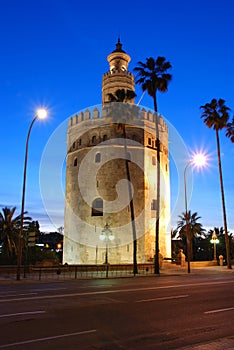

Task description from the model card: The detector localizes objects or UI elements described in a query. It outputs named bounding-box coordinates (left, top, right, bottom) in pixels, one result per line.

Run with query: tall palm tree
left=133, top=57, right=172, bottom=113
left=106, top=89, right=138, bottom=275
left=134, top=57, right=172, bottom=274
left=200, top=98, right=232, bottom=269
left=0, top=207, right=31, bottom=261
left=226, top=117, right=234, bottom=143
left=176, top=211, right=204, bottom=261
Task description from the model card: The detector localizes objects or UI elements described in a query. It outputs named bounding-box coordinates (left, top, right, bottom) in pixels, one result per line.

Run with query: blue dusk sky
left=0, top=0, right=233, bottom=234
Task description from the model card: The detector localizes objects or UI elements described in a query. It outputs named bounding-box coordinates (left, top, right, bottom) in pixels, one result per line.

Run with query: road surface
left=0, top=273, right=234, bottom=349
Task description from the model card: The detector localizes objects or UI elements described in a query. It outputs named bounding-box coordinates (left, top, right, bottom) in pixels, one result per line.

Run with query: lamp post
left=184, top=153, right=207, bottom=273
left=16, top=109, right=47, bottom=281
left=210, top=230, right=219, bottom=261
left=99, top=222, right=114, bottom=278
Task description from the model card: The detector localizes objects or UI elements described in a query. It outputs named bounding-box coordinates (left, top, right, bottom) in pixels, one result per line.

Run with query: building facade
left=63, top=40, right=171, bottom=265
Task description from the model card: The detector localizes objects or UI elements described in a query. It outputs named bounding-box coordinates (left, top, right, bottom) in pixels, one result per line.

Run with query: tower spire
left=102, top=40, right=135, bottom=104
left=114, top=37, right=124, bottom=52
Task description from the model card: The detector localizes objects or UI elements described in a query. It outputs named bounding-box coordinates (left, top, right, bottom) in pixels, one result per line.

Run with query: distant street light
left=99, top=222, right=114, bottom=278
left=16, top=109, right=48, bottom=281
left=210, top=230, right=219, bottom=261
left=184, top=153, right=207, bottom=273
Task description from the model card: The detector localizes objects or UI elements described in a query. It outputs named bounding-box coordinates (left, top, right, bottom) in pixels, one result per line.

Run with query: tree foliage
left=134, top=56, right=172, bottom=112
left=200, top=98, right=232, bottom=269
left=176, top=211, right=204, bottom=261
left=226, top=116, right=234, bottom=143
left=107, top=89, right=136, bottom=103
left=0, top=206, right=31, bottom=263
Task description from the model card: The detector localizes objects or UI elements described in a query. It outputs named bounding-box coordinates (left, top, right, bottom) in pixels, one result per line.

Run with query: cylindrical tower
left=102, top=39, right=135, bottom=104
left=63, top=41, right=171, bottom=265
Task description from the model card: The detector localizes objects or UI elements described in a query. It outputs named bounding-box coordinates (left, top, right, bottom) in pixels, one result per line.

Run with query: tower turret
left=102, top=38, right=135, bottom=104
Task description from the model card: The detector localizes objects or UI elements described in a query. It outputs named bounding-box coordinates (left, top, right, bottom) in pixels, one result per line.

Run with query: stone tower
left=63, top=40, right=171, bottom=265
left=102, top=38, right=135, bottom=104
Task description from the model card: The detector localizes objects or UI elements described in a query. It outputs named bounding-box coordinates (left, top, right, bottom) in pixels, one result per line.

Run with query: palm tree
left=176, top=211, right=204, bottom=261
left=134, top=57, right=172, bottom=274
left=226, top=117, right=234, bottom=143
left=0, top=207, right=31, bottom=262
left=133, top=57, right=172, bottom=113
left=200, top=98, right=232, bottom=269
left=106, top=89, right=138, bottom=275
left=107, top=89, right=136, bottom=104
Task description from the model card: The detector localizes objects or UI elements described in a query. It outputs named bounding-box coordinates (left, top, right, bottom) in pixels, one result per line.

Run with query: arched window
left=92, top=135, right=97, bottom=144
left=151, top=199, right=156, bottom=210
left=95, top=152, right=101, bottom=163
left=78, top=139, right=82, bottom=146
left=91, top=198, right=103, bottom=216
left=103, top=134, right=108, bottom=141
left=74, top=158, right=77, bottom=166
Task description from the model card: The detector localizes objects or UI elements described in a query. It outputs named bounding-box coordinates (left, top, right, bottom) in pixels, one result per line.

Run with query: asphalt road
left=0, top=274, right=234, bottom=349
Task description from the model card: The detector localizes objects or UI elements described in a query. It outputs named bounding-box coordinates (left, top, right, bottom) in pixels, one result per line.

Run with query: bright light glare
left=109, top=234, right=114, bottom=241
left=192, top=153, right=207, bottom=167
left=99, top=233, right=106, bottom=241
left=36, top=108, right=47, bottom=119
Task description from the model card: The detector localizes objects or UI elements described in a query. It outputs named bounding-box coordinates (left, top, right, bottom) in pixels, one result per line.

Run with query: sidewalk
left=181, top=337, right=234, bottom=350
left=161, top=262, right=234, bottom=275
left=0, top=263, right=233, bottom=282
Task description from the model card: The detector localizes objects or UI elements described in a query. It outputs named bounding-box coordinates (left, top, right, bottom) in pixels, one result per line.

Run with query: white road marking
left=0, top=329, right=97, bottom=348
left=0, top=279, right=233, bottom=303
left=0, top=311, right=46, bottom=318
left=204, top=306, right=234, bottom=314
left=0, top=293, right=37, bottom=298
left=136, top=294, right=189, bottom=303
left=29, top=287, right=66, bottom=292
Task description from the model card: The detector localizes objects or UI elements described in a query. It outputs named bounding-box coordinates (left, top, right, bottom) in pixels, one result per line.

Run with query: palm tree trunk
left=216, top=129, right=232, bottom=269
left=123, top=124, right=138, bottom=275
left=154, top=94, right=160, bottom=274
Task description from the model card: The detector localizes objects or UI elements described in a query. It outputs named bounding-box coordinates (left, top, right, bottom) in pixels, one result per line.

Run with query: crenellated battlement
left=68, top=104, right=168, bottom=133
left=103, top=70, right=134, bottom=78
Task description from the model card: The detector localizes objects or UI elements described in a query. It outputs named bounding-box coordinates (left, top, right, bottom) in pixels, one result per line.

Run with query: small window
left=72, top=142, right=76, bottom=149
left=165, top=163, right=168, bottom=172
left=78, top=139, right=82, bottom=146
left=92, top=135, right=97, bottom=144
left=95, top=152, right=101, bottom=163
left=92, top=198, right=103, bottom=216
left=103, top=134, right=108, bottom=141
left=152, top=156, right=156, bottom=165
left=74, top=158, right=77, bottom=166
left=148, top=138, right=151, bottom=146
left=151, top=199, right=157, bottom=210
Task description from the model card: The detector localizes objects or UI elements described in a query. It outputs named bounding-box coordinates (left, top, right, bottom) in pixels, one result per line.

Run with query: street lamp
left=99, top=222, right=114, bottom=278
left=184, top=153, right=207, bottom=273
left=16, top=108, right=48, bottom=281
left=210, top=230, right=219, bottom=262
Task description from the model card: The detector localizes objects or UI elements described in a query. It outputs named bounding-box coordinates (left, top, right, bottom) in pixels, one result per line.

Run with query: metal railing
left=0, top=263, right=156, bottom=281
